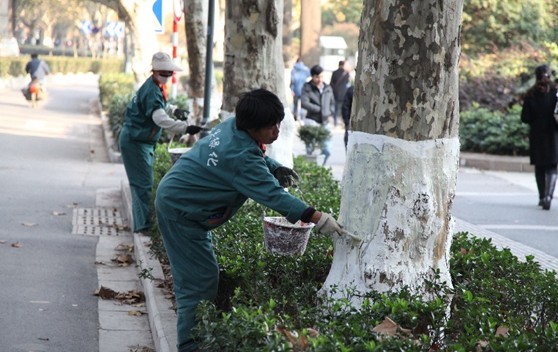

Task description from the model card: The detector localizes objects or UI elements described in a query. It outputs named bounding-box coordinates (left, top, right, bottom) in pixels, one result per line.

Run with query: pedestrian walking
left=290, top=58, right=310, bottom=120
left=301, top=64, right=335, bottom=165
left=521, top=64, right=558, bottom=210
left=154, top=88, right=344, bottom=352
left=119, top=52, right=203, bottom=233
left=330, top=60, right=350, bottom=127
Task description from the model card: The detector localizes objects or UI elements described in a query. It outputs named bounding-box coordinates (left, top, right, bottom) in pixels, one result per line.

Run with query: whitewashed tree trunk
left=322, top=0, right=464, bottom=302
left=222, top=0, right=295, bottom=168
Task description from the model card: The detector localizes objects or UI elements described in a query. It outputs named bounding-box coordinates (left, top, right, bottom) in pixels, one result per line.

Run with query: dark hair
left=31, top=53, right=38, bottom=59
left=338, top=60, right=345, bottom=66
left=310, top=65, right=323, bottom=76
left=235, top=89, right=284, bottom=131
left=535, top=65, right=550, bottom=81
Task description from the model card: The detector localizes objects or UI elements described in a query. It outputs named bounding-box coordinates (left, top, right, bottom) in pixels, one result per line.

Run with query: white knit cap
left=151, top=52, right=183, bottom=71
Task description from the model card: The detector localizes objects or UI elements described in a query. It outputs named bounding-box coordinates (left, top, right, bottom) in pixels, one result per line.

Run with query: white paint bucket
left=262, top=216, right=314, bottom=256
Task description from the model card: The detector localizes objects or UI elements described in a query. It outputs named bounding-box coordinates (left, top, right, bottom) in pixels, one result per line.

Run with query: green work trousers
left=119, top=129, right=155, bottom=232
left=155, top=208, right=219, bottom=352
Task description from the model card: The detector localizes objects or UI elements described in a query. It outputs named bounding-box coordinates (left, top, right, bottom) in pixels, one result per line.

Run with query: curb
left=459, top=152, right=532, bottom=173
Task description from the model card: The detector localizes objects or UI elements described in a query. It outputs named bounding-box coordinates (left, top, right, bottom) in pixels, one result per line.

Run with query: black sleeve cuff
left=300, top=207, right=316, bottom=223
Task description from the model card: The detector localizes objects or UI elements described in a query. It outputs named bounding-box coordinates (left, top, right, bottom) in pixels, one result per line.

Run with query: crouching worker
left=155, top=88, right=343, bottom=352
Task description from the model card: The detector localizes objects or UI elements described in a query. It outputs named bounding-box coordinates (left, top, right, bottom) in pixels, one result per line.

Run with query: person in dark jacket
left=301, top=65, right=335, bottom=164
left=330, top=60, right=350, bottom=126
left=155, top=88, right=343, bottom=352
left=25, top=53, right=50, bottom=82
left=341, top=85, right=354, bottom=151
left=521, top=64, right=558, bottom=210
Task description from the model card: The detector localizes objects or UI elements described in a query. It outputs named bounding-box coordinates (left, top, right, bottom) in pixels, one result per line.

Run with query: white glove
left=315, top=213, right=343, bottom=235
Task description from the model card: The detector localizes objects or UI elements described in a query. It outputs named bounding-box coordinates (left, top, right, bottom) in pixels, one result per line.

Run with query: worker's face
left=248, top=122, right=281, bottom=144
left=155, top=71, right=173, bottom=84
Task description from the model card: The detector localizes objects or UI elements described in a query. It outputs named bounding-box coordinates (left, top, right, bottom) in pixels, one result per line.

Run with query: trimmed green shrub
left=98, top=73, right=135, bottom=109
left=459, top=104, right=529, bottom=156
left=0, top=56, right=124, bottom=77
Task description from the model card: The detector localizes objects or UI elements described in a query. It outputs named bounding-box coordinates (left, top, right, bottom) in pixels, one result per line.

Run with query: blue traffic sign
left=152, top=0, right=164, bottom=33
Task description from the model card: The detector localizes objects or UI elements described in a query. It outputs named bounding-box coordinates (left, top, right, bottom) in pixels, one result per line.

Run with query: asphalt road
left=0, top=75, right=124, bottom=352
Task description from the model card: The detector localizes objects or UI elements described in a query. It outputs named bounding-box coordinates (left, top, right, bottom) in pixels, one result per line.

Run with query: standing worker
left=521, top=64, right=558, bottom=210
left=290, top=57, right=310, bottom=121
left=119, top=52, right=203, bottom=234
left=155, top=89, right=344, bottom=352
left=301, top=64, right=335, bottom=165
left=329, top=60, right=350, bottom=127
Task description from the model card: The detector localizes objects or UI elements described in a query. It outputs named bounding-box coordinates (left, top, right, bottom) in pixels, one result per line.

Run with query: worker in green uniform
left=119, top=52, right=203, bottom=234
left=155, top=88, right=344, bottom=352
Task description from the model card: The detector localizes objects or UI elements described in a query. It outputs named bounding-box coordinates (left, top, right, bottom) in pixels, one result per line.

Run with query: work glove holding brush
left=315, top=212, right=343, bottom=235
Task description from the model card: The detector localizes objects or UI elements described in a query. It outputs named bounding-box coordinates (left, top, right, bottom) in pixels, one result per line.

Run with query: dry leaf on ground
left=11, top=242, right=23, bottom=248
left=128, top=310, right=146, bottom=316
left=52, top=211, right=66, bottom=216
left=115, top=243, right=134, bottom=252
left=21, top=222, right=37, bottom=227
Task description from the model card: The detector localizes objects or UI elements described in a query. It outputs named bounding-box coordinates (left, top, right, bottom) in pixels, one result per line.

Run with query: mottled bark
left=322, top=0, right=464, bottom=302
left=222, top=0, right=295, bottom=167
left=353, top=0, right=462, bottom=141
left=282, top=0, right=293, bottom=66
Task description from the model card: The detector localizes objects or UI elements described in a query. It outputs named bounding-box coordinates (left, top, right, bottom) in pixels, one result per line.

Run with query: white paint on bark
left=322, top=132, right=459, bottom=301
left=266, top=109, right=295, bottom=168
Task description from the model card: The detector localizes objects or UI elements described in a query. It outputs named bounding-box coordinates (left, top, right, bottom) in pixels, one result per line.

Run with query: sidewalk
left=105, top=121, right=558, bottom=352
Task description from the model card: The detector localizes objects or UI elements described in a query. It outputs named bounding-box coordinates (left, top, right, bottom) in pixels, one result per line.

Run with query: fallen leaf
left=113, top=253, right=134, bottom=266
left=372, top=317, right=398, bottom=336
left=128, top=310, right=146, bottom=316
left=37, top=337, right=50, bottom=341
left=476, top=340, right=489, bottom=352
left=94, top=286, right=118, bottom=300
left=495, top=325, right=509, bottom=337
left=0, top=240, right=6, bottom=244
left=460, top=248, right=468, bottom=255
left=66, top=203, right=79, bottom=208
left=52, top=211, right=66, bottom=216
left=115, top=243, right=134, bottom=252
left=11, top=242, right=23, bottom=248
left=22, top=222, right=37, bottom=227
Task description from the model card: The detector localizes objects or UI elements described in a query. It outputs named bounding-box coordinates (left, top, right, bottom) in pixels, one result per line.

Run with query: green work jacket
left=123, top=76, right=164, bottom=144
left=156, top=117, right=309, bottom=230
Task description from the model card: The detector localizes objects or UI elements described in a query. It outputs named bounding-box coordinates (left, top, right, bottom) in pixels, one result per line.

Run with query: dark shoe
left=539, top=198, right=544, bottom=207
left=542, top=196, right=552, bottom=210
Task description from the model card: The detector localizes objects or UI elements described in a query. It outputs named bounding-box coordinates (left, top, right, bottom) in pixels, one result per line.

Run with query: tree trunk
left=222, top=0, right=295, bottom=168
left=282, top=0, right=293, bottom=66
left=322, top=0, right=464, bottom=302
left=300, top=0, right=320, bottom=67
left=117, top=0, right=160, bottom=81
left=184, top=0, right=207, bottom=126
